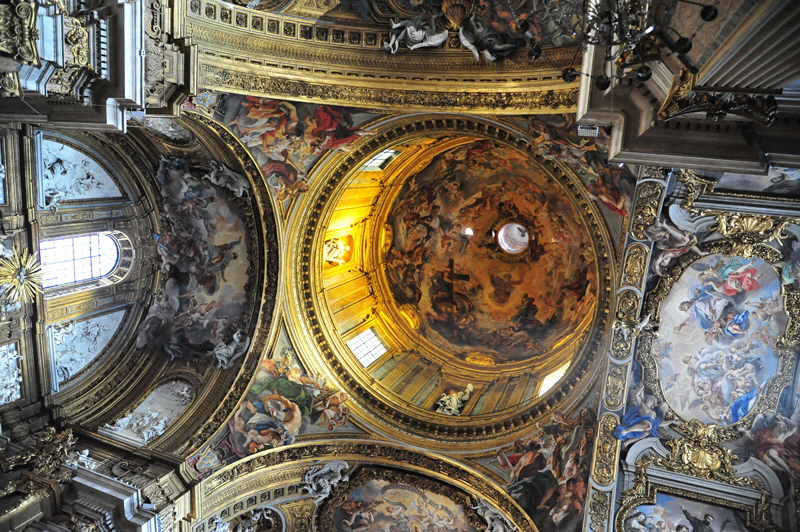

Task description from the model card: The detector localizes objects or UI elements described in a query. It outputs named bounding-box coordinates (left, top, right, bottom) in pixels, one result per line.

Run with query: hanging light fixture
left=553, top=0, right=721, bottom=85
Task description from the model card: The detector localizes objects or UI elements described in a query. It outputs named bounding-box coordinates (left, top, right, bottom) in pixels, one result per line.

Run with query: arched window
left=39, top=233, right=120, bottom=288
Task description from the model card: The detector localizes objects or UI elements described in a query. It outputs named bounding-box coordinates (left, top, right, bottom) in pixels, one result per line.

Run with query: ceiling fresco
left=5, top=3, right=800, bottom=532
left=476, top=401, right=597, bottom=532
left=186, top=92, right=375, bottom=211
left=655, top=253, right=787, bottom=425
left=383, top=140, right=597, bottom=363
left=187, top=323, right=363, bottom=480
left=332, top=479, right=479, bottom=532
left=137, top=155, right=255, bottom=363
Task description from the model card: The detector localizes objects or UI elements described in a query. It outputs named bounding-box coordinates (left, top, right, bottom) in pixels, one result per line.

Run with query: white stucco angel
left=384, top=14, right=448, bottom=54
left=302, top=460, right=350, bottom=503
left=203, top=160, right=251, bottom=198
left=435, top=383, right=474, bottom=415
left=209, top=329, right=251, bottom=369
left=471, top=499, right=516, bottom=532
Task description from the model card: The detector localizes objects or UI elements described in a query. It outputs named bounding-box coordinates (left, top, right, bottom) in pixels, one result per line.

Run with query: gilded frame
left=614, top=452, right=778, bottom=532
left=635, top=238, right=800, bottom=441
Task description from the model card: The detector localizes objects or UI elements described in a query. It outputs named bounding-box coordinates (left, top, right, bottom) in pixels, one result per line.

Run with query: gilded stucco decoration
left=0, top=428, right=76, bottom=516
left=675, top=169, right=716, bottom=211
left=198, top=64, right=580, bottom=114
left=603, top=361, right=628, bottom=410
left=610, top=289, right=642, bottom=360
left=0, top=0, right=39, bottom=66
left=591, top=413, right=620, bottom=486
left=658, top=69, right=778, bottom=125
left=709, top=212, right=790, bottom=259
left=588, top=490, right=610, bottom=532
left=615, top=423, right=778, bottom=532
left=629, top=181, right=666, bottom=241
left=622, top=243, right=649, bottom=291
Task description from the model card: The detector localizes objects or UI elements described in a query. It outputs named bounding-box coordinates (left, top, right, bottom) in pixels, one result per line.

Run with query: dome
left=295, top=119, right=613, bottom=445
left=380, top=139, right=597, bottom=365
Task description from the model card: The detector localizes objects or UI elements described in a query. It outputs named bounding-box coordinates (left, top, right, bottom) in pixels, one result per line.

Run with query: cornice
left=180, top=2, right=583, bottom=112
left=198, top=60, right=580, bottom=114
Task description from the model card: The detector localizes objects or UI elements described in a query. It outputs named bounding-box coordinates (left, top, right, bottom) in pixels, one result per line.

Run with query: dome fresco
left=382, top=140, right=597, bottom=364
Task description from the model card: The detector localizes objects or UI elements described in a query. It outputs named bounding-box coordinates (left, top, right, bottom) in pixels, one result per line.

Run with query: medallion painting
left=187, top=327, right=359, bottom=479
left=654, top=253, right=787, bottom=425
left=136, top=156, right=253, bottom=364
left=622, top=493, right=750, bottom=532
left=333, top=480, right=478, bottom=532
left=383, top=140, right=596, bottom=362
left=479, top=406, right=596, bottom=532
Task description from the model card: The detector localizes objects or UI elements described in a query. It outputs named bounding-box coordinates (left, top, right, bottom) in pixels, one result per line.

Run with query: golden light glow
left=0, top=248, right=44, bottom=304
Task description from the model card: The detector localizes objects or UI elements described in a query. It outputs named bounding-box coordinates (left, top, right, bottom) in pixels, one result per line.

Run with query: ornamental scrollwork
left=603, top=362, right=628, bottom=410
left=0, top=72, right=21, bottom=98
left=658, top=69, right=778, bottom=126
left=588, top=490, right=610, bottom=532
left=199, top=63, right=579, bottom=113
left=0, top=0, right=39, bottom=66
left=630, top=181, right=665, bottom=241
left=710, top=212, right=789, bottom=259
left=675, top=169, right=716, bottom=211
left=591, top=413, right=620, bottom=486
left=610, top=289, right=642, bottom=360
left=622, top=244, right=649, bottom=290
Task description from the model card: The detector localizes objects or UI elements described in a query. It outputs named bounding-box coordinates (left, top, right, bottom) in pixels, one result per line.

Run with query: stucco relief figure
left=645, top=220, right=709, bottom=276
left=209, top=329, right=251, bottom=369
left=384, top=15, right=448, bottom=54
left=613, top=382, right=669, bottom=447
left=471, top=499, right=516, bottom=532
left=324, top=237, right=351, bottom=266
left=434, top=384, right=474, bottom=415
left=459, top=13, right=524, bottom=61
left=203, top=160, right=251, bottom=198
left=302, top=460, right=350, bottom=503
left=103, top=413, right=132, bottom=432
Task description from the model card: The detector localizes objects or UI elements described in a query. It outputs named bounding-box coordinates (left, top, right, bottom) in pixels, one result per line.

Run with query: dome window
left=347, top=327, right=388, bottom=367
left=39, top=233, right=120, bottom=288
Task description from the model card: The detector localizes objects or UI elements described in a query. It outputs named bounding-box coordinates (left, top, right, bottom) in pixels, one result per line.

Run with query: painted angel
left=613, top=382, right=670, bottom=447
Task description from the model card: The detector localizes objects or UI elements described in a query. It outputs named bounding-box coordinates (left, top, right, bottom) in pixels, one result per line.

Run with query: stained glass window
left=39, top=234, right=119, bottom=288
left=347, top=328, right=387, bottom=367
